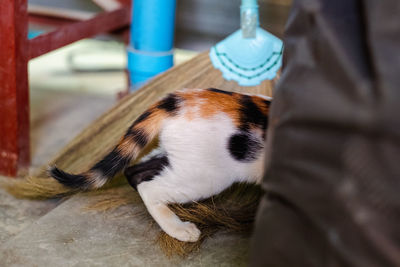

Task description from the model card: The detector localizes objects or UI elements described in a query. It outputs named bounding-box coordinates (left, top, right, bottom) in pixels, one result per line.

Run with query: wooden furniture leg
left=0, top=0, right=130, bottom=177
left=0, top=0, right=30, bottom=177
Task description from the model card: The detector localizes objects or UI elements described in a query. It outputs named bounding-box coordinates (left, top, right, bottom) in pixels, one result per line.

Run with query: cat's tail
left=49, top=93, right=181, bottom=190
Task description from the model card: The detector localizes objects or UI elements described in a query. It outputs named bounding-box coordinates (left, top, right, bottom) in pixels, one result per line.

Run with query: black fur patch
left=49, top=166, right=88, bottom=189
left=207, top=88, right=233, bottom=95
left=124, top=155, right=170, bottom=190
left=263, top=99, right=271, bottom=107
left=228, top=132, right=263, bottom=162
left=91, top=149, right=132, bottom=177
left=239, top=95, right=268, bottom=131
left=157, top=93, right=181, bottom=114
left=126, top=128, right=148, bottom=148
left=135, top=110, right=152, bottom=124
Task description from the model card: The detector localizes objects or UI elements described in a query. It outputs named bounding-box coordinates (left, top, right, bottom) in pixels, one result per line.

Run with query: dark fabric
left=250, top=0, right=400, bottom=266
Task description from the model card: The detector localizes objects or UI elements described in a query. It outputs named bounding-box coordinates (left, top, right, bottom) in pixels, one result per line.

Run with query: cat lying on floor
left=50, top=88, right=271, bottom=242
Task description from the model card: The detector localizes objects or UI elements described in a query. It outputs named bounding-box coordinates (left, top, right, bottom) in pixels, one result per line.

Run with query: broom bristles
left=2, top=175, right=75, bottom=199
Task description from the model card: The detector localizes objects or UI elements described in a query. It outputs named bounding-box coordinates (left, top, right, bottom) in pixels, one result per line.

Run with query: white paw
left=169, top=222, right=201, bottom=242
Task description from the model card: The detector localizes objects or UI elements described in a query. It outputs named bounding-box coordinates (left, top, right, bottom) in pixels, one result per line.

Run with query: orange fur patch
left=116, top=107, right=171, bottom=157
left=134, top=109, right=169, bottom=138
left=177, top=90, right=242, bottom=126
left=251, top=96, right=270, bottom=117
left=117, top=136, right=138, bottom=157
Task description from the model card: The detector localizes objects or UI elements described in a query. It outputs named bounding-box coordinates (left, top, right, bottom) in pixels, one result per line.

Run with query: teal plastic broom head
left=209, top=0, right=283, bottom=86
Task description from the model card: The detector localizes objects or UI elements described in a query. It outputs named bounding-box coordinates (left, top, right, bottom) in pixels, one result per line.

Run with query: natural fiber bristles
left=1, top=172, right=129, bottom=200
left=160, top=183, right=263, bottom=257
left=84, top=186, right=141, bottom=212
left=2, top=176, right=75, bottom=200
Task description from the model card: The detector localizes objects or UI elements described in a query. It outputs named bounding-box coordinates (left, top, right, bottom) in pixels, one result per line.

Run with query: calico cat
left=50, top=88, right=271, bottom=242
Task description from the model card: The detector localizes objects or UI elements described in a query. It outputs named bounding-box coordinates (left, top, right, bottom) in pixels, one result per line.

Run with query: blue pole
left=127, top=0, right=176, bottom=90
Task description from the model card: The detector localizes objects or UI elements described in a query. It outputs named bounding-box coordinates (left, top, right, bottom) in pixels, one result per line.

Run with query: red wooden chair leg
left=0, top=0, right=30, bottom=177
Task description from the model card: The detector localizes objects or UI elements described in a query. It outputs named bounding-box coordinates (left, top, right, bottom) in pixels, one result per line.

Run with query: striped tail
left=50, top=93, right=182, bottom=190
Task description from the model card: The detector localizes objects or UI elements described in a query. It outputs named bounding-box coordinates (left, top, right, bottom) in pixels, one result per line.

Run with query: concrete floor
left=0, top=87, right=116, bottom=258
left=1, top=43, right=119, bottom=242
left=0, top=189, right=250, bottom=266
left=0, top=41, right=250, bottom=266
left=0, top=184, right=60, bottom=245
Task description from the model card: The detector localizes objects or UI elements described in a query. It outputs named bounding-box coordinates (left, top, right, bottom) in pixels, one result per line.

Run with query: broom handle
left=241, top=0, right=259, bottom=38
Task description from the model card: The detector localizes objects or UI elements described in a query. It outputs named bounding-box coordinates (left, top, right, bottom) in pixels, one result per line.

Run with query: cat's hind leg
left=140, top=194, right=201, bottom=242
left=137, top=181, right=201, bottom=242
left=124, top=156, right=201, bottom=242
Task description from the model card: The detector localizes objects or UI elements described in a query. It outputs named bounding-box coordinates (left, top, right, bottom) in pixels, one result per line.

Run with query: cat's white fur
left=137, top=112, right=265, bottom=242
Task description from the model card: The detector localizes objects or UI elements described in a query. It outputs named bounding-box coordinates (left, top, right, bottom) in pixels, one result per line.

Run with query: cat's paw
left=170, top=222, right=201, bottom=242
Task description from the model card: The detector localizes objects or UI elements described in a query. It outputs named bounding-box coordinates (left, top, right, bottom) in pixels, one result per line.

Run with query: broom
left=2, top=51, right=278, bottom=256
left=4, top=51, right=279, bottom=198
left=2, top=0, right=284, bottom=257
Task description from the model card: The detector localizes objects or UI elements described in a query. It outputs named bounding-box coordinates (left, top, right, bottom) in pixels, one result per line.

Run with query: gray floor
left=0, top=88, right=116, bottom=249
left=0, top=184, right=60, bottom=245
left=0, top=189, right=250, bottom=266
